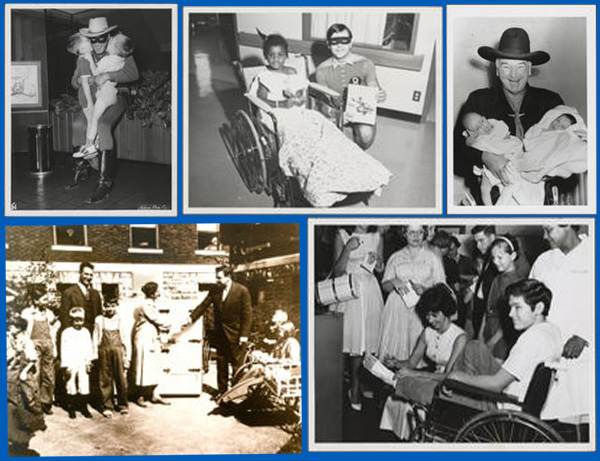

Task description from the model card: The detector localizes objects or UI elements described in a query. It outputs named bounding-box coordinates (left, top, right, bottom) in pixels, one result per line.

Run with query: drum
left=316, top=274, right=359, bottom=306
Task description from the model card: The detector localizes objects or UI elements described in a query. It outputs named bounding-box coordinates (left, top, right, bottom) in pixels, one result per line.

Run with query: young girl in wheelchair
left=250, top=33, right=392, bottom=207
left=249, top=33, right=298, bottom=108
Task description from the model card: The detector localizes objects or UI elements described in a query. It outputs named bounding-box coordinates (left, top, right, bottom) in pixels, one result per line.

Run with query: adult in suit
left=454, top=28, right=564, bottom=203
left=189, top=265, right=252, bottom=395
left=59, top=262, right=102, bottom=333
left=469, top=226, right=498, bottom=337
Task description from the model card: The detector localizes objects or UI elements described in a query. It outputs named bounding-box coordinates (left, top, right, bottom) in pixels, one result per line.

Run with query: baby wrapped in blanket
left=463, top=105, right=587, bottom=205
left=270, top=75, right=392, bottom=207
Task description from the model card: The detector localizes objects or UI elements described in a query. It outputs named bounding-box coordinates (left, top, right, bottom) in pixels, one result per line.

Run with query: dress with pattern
left=331, top=229, right=384, bottom=355
left=378, top=245, right=445, bottom=360
left=274, top=107, right=392, bottom=207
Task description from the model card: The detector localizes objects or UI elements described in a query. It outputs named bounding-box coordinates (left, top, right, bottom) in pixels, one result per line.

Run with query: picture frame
left=11, top=61, right=42, bottom=109
left=435, top=225, right=466, bottom=234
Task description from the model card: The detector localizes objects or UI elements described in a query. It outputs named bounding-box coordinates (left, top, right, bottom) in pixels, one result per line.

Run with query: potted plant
left=117, top=70, right=172, bottom=163
left=49, top=70, right=172, bottom=163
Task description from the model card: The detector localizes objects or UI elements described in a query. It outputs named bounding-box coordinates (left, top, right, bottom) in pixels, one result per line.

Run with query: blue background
left=2, top=0, right=598, bottom=456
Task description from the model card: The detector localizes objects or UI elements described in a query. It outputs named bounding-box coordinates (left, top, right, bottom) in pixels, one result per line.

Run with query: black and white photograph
left=184, top=7, right=442, bottom=213
left=447, top=5, right=596, bottom=214
left=5, top=5, right=177, bottom=216
left=308, top=218, right=595, bottom=451
left=6, top=223, right=301, bottom=455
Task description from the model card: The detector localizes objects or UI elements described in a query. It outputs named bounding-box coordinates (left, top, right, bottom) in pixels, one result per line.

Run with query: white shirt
left=502, top=322, right=562, bottom=402
left=530, top=237, right=594, bottom=421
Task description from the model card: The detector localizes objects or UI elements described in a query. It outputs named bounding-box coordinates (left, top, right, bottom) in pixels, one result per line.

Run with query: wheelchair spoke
left=235, top=111, right=267, bottom=195
left=456, top=411, right=564, bottom=443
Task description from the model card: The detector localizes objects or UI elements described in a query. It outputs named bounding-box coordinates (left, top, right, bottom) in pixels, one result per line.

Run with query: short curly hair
left=262, top=34, right=289, bottom=58
left=415, top=283, right=457, bottom=322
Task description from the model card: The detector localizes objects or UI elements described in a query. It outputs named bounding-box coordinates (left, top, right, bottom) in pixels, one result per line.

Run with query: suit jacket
left=454, top=85, right=564, bottom=182
left=60, top=284, right=102, bottom=333
left=190, top=282, right=252, bottom=348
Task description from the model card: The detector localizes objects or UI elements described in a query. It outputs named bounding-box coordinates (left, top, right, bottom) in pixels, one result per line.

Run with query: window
left=128, top=225, right=163, bottom=254
left=307, top=12, right=418, bottom=53
left=196, top=224, right=228, bottom=256
left=52, top=225, right=92, bottom=252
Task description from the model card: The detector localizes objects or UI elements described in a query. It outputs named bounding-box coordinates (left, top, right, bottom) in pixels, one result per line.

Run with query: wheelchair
left=398, top=363, right=565, bottom=443
left=218, top=343, right=301, bottom=425
left=219, top=54, right=344, bottom=207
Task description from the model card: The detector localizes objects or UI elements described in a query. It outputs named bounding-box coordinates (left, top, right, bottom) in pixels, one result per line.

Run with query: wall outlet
left=412, top=90, right=421, bottom=102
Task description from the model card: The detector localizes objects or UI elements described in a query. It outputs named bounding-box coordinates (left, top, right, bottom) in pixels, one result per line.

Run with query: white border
left=5, top=3, right=178, bottom=217
left=446, top=5, right=597, bottom=215
left=182, top=6, right=443, bottom=215
left=308, top=216, right=596, bottom=452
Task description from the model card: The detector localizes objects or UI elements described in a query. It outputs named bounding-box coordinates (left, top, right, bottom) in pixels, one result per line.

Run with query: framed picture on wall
left=435, top=225, right=465, bottom=234
left=11, top=61, right=42, bottom=109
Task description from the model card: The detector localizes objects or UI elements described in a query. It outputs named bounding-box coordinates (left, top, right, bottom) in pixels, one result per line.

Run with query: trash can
left=28, top=124, right=53, bottom=175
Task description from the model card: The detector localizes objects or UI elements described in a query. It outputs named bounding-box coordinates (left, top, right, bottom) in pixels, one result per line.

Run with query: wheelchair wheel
left=220, top=123, right=251, bottom=191
left=454, top=410, right=564, bottom=443
left=234, top=111, right=268, bottom=194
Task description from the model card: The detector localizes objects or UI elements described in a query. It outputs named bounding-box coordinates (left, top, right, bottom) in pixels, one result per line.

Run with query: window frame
left=195, top=223, right=228, bottom=256
left=51, top=225, right=92, bottom=252
left=303, top=12, right=420, bottom=55
left=128, top=224, right=163, bottom=254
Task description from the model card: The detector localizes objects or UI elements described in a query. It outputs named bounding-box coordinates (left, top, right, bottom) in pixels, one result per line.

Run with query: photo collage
left=3, top=3, right=596, bottom=455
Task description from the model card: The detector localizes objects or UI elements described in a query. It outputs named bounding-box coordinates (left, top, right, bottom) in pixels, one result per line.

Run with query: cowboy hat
left=80, top=17, right=117, bottom=38
left=478, top=27, right=550, bottom=66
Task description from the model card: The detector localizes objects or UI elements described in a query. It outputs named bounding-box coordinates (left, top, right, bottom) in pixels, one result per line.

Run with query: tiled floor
left=188, top=30, right=438, bottom=210
left=10, top=152, right=171, bottom=211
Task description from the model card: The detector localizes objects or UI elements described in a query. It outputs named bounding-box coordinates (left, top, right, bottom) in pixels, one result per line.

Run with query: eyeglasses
left=90, top=35, right=109, bottom=44
left=328, top=37, right=351, bottom=46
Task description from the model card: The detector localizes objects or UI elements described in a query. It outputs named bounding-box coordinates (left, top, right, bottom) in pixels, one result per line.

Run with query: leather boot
left=85, top=150, right=114, bottom=204
left=65, top=159, right=90, bottom=190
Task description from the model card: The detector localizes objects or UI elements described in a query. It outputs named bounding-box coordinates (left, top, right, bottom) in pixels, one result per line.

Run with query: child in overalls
left=93, top=297, right=130, bottom=417
left=21, top=285, right=59, bottom=416
left=60, top=307, right=94, bottom=419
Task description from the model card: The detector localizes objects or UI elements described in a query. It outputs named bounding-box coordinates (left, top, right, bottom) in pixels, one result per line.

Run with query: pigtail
left=256, top=28, right=268, bottom=41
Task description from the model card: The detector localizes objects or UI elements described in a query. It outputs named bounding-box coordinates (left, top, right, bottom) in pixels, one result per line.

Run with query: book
left=344, top=84, right=378, bottom=126
left=360, top=252, right=377, bottom=274
left=395, top=281, right=419, bottom=309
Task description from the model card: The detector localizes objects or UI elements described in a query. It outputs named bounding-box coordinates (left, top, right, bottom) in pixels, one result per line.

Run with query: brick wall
left=5, top=225, right=226, bottom=265
left=236, top=263, right=301, bottom=339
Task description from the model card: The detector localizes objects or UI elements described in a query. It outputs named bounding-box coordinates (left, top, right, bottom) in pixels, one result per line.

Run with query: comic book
left=344, top=84, right=378, bottom=125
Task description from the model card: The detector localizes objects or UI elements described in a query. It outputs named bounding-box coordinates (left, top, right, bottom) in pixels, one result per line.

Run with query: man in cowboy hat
left=454, top=27, right=564, bottom=204
left=67, top=16, right=139, bottom=204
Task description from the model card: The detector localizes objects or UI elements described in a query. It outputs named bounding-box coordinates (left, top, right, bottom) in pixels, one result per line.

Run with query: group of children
left=7, top=290, right=131, bottom=455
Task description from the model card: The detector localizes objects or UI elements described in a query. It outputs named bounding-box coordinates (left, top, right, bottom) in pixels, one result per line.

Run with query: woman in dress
left=131, top=282, right=171, bottom=407
left=332, top=225, right=385, bottom=410
left=379, top=225, right=446, bottom=362
left=480, top=235, right=528, bottom=359
left=365, top=284, right=467, bottom=440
